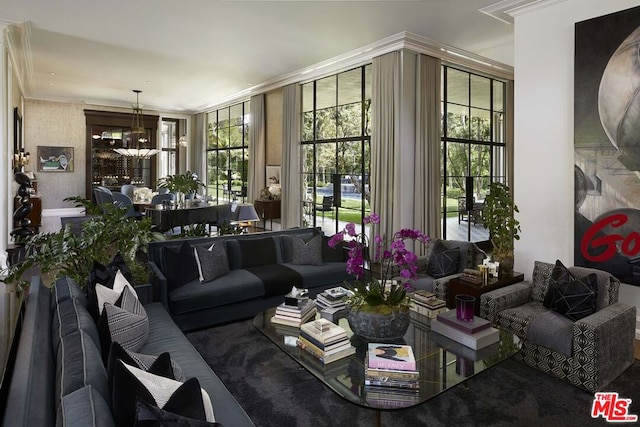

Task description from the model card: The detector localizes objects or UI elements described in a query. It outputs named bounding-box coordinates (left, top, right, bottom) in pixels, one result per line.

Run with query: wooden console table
left=254, top=199, right=280, bottom=230
left=447, top=271, right=524, bottom=315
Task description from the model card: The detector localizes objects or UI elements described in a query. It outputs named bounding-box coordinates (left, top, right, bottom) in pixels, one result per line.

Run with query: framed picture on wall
left=13, top=107, right=22, bottom=153
left=37, top=146, right=74, bottom=172
left=266, top=165, right=281, bottom=185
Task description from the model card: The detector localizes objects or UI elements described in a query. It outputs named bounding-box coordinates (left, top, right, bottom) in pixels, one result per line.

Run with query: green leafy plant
left=483, top=182, right=521, bottom=262
left=157, top=171, right=205, bottom=195
left=2, top=197, right=165, bottom=287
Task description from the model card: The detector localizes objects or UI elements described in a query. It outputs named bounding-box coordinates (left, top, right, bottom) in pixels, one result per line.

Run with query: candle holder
left=455, top=294, right=475, bottom=322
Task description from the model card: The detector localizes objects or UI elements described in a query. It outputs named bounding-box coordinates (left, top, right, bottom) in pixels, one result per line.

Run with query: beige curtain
left=191, top=112, right=207, bottom=194
left=370, top=52, right=401, bottom=254
left=414, top=54, right=442, bottom=246
left=281, top=84, right=302, bottom=229
left=248, top=94, right=266, bottom=204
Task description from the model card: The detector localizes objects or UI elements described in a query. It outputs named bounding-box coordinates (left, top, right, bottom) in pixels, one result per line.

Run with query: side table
left=447, top=271, right=524, bottom=315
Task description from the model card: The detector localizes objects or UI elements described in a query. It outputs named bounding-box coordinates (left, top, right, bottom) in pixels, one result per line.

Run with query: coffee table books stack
left=270, top=299, right=316, bottom=327
left=430, top=310, right=499, bottom=350
left=315, top=286, right=349, bottom=321
left=297, top=318, right=355, bottom=364
left=364, top=343, right=420, bottom=408
left=409, top=290, right=447, bottom=318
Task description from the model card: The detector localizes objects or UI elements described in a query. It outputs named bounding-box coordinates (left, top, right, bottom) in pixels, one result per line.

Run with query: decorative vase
left=496, top=254, right=514, bottom=276
left=175, top=191, right=185, bottom=208
left=345, top=304, right=410, bottom=342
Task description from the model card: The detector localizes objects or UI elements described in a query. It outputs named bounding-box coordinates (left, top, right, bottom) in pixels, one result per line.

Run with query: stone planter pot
left=346, top=304, right=410, bottom=342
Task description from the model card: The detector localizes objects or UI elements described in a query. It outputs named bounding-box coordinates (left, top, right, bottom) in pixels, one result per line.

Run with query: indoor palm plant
left=482, top=182, right=521, bottom=274
left=328, top=213, right=429, bottom=340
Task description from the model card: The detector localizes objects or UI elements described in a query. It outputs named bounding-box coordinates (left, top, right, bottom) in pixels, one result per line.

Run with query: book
left=271, top=307, right=316, bottom=327
left=364, top=378, right=420, bottom=389
left=411, top=290, right=435, bottom=303
left=275, top=300, right=315, bottom=318
left=296, top=338, right=355, bottom=364
left=367, top=343, right=416, bottom=371
left=299, top=330, right=349, bottom=351
left=430, top=318, right=499, bottom=350
left=409, top=300, right=448, bottom=318
left=300, top=319, right=348, bottom=344
left=297, top=336, right=352, bottom=357
left=436, top=310, right=492, bottom=334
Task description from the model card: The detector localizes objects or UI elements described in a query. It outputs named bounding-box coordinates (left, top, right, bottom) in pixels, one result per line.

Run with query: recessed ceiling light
left=146, top=81, right=152, bottom=84
left=49, top=72, right=56, bottom=76
left=48, top=82, right=54, bottom=86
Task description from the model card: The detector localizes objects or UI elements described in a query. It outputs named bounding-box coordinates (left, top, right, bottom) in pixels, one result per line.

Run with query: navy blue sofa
left=148, top=227, right=351, bottom=331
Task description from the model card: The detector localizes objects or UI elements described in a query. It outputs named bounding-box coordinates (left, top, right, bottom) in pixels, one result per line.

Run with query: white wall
left=514, top=0, right=640, bottom=316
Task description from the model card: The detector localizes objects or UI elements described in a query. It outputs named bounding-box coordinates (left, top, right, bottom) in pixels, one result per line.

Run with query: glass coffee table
left=254, top=307, right=520, bottom=426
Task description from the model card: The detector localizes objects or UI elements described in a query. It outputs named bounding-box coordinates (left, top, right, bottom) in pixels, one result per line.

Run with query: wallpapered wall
left=24, top=99, right=86, bottom=209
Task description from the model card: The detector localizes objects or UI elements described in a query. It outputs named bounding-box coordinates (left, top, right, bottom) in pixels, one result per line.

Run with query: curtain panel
left=370, top=51, right=401, bottom=255
left=192, top=112, right=207, bottom=193
left=248, top=94, right=266, bottom=204
left=414, top=54, right=442, bottom=247
left=281, top=84, right=302, bottom=229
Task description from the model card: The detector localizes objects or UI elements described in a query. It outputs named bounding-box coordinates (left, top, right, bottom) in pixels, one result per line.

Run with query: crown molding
left=4, top=21, right=34, bottom=95
left=200, top=31, right=514, bottom=112
left=480, top=0, right=567, bottom=24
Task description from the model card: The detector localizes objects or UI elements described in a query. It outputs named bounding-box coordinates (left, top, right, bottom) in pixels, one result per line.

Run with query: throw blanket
left=246, top=265, right=303, bottom=297
left=526, top=310, right=574, bottom=357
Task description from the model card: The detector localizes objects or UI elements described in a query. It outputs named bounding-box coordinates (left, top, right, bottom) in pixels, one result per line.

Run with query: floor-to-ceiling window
left=159, top=119, right=179, bottom=179
left=441, top=66, right=506, bottom=243
left=301, top=65, right=371, bottom=235
left=206, top=101, right=250, bottom=204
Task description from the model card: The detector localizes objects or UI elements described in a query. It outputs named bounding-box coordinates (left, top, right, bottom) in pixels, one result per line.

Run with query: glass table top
left=254, top=307, right=520, bottom=411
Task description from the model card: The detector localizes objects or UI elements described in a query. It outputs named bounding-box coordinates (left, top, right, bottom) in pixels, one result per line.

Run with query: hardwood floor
left=635, top=340, right=640, bottom=360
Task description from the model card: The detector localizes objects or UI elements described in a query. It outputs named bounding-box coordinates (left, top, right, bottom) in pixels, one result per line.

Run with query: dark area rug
left=186, top=319, right=640, bottom=427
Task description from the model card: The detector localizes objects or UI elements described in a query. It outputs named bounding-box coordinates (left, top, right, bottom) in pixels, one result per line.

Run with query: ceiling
left=1, top=0, right=525, bottom=114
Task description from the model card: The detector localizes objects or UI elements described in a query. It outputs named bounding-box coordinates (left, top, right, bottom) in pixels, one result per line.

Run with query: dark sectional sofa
left=3, top=276, right=255, bottom=427
left=147, top=227, right=352, bottom=331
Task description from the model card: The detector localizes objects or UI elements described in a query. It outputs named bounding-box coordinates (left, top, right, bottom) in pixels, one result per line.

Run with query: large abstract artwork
left=575, top=6, right=640, bottom=286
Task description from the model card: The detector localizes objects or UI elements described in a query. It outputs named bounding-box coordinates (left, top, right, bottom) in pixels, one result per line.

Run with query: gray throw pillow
left=194, top=243, right=230, bottom=283
left=291, top=234, right=323, bottom=266
left=97, top=286, right=149, bottom=361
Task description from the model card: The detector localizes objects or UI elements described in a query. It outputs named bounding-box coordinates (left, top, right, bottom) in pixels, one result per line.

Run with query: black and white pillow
left=97, top=286, right=149, bottom=362
left=193, top=243, right=230, bottom=283
left=426, top=241, right=460, bottom=278
left=291, top=234, right=323, bottom=266
left=107, top=342, right=185, bottom=388
left=95, top=270, right=138, bottom=316
left=112, top=360, right=215, bottom=426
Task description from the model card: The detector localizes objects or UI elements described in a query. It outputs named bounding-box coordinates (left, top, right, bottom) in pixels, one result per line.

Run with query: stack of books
left=364, top=343, right=419, bottom=407
left=430, top=310, right=499, bottom=350
left=461, top=268, right=483, bottom=284
left=409, top=290, right=447, bottom=318
left=270, top=299, right=316, bottom=327
left=297, top=318, right=355, bottom=364
left=315, top=286, right=349, bottom=321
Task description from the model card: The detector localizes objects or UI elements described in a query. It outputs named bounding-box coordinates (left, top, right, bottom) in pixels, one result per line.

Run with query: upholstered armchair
left=480, top=261, right=636, bottom=392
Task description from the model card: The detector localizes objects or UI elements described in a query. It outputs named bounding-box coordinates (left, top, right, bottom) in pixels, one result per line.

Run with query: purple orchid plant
left=328, top=213, right=429, bottom=313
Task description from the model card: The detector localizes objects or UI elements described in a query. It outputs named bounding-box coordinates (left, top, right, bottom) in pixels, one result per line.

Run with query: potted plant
left=328, top=213, right=429, bottom=341
left=157, top=171, right=205, bottom=207
left=2, top=197, right=164, bottom=288
left=482, top=182, right=521, bottom=274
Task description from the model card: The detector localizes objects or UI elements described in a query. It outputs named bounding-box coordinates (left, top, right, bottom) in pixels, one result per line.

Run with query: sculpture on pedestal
left=10, top=172, right=34, bottom=243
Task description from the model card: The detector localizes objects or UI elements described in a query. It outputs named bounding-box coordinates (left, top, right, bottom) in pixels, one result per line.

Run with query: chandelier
left=113, top=90, right=160, bottom=158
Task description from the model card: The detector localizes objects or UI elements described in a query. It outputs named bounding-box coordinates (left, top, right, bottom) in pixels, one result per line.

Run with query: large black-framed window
left=301, top=65, right=372, bottom=234
left=206, top=101, right=250, bottom=204
left=441, top=66, right=507, bottom=243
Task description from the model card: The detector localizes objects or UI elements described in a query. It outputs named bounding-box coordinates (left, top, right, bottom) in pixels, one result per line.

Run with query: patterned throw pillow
left=291, top=234, right=323, bottom=266
left=193, top=243, right=230, bottom=283
left=111, top=360, right=215, bottom=426
left=107, top=342, right=186, bottom=388
left=545, top=261, right=598, bottom=321
left=97, top=286, right=149, bottom=362
left=530, top=261, right=555, bottom=303
left=427, top=241, right=460, bottom=278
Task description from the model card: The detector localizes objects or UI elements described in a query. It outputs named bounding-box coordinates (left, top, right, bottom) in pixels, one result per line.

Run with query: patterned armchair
left=480, top=261, right=636, bottom=392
